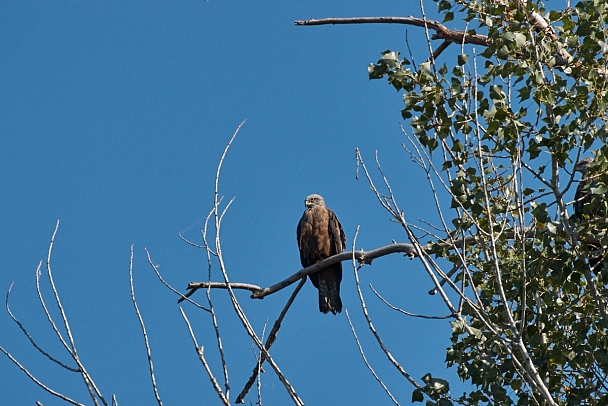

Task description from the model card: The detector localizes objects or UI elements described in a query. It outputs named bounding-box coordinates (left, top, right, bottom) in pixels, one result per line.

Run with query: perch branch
left=181, top=228, right=532, bottom=302
left=181, top=242, right=419, bottom=301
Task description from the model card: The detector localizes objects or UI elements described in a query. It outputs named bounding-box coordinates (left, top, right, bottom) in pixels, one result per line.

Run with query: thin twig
left=198, top=205, right=230, bottom=397
left=369, top=285, right=453, bottom=319
left=0, top=346, right=85, bottom=406
left=345, top=309, right=400, bottom=406
left=144, top=247, right=208, bottom=311
left=129, top=244, right=163, bottom=406
left=257, top=321, right=268, bottom=406
left=179, top=308, right=229, bottom=406
left=206, top=280, right=230, bottom=398
left=236, top=277, right=307, bottom=403
left=427, top=263, right=462, bottom=295
left=351, top=226, right=422, bottom=390
left=5, top=282, right=79, bottom=372
left=44, top=220, right=106, bottom=406
left=210, top=121, right=304, bottom=405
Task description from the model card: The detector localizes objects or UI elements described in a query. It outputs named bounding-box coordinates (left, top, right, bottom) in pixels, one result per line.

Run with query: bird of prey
left=296, top=194, right=346, bottom=314
left=574, top=157, right=604, bottom=274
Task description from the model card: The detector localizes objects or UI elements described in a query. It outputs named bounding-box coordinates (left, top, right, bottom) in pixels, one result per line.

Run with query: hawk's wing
left=297, top=208, right=322, bottom=268
left=328, top=208, right=345, bottom=255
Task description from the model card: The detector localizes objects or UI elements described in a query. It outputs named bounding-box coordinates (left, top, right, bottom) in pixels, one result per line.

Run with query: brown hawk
left=296, top=194, right=346, bottom=314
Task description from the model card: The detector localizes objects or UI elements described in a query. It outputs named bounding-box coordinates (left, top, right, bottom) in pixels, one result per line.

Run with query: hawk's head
left=305, top=194, right=326, bottom=208
left=575, top=157, right=593, bottom=175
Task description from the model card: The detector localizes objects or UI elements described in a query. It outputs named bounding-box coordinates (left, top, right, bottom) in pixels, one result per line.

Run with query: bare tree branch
left=6, top=282, right=79, bottom=372
left=199, top=206, right=230, bottom=398
left=2, top=221, right=107, bottom=405
left=345, top=309, right=400, bottom=406
left=144, top=247, right=208, bottom=311
left=294, top=17, right=489, bottom=47
left=206, top=121, right=304, bottom=406
left=179, top=307, right=229, bottom=406
left=182, top=225, right=533, bottom=302
left=129, top=244, right=163, bottom=406
left=43, top=220, right=107, bottom=406
left=369, top=284, right=453, bottom=319
left=0, top=345, right=85, bottom=406
left=351, top=226, right=423, bottom=391
left=236, top=277, right=307, bottom=404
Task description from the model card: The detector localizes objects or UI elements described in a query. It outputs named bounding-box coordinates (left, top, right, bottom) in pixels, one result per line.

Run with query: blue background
left=1, top=1, right=468, bottom=404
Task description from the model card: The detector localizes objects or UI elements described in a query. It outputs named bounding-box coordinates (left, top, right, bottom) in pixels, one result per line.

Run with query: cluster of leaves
left=370, top=0, right=608, bottom=404
left=412, top=373, right=451, bottom=405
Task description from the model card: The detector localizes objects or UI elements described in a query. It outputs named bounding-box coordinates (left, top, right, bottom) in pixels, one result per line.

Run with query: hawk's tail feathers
left=318, top=279, right=342, bottom=315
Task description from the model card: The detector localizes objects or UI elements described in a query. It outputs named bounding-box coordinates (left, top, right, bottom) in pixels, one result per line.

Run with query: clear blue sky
left=1, top=1, right=468, bottom=404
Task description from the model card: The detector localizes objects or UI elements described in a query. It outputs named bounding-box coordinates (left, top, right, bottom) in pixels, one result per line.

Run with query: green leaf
left=457, top=54, right=469, bottom=66
left=368, top=63, right=387, bottom=80
left=591, top=184, right=608, bottom=195
left=513, top=32, right=527, bottom=48
left=450, top=319, right=466, bottom=334
left=380, top=50, right=400, bottom=68
left=419, top=61, right=431, bottom=73
left=412, top=388, right=424, bottom=402
left=517, top=86, right=531, bottom=102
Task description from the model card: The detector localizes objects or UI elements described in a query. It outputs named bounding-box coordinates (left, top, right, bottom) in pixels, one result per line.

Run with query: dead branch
left=296, top=13, right=577, bottom=70
left=207, top=121, right=304, bottom=406
left=144, top=247, right=208, bottom=311
left=295, top=17, right=489, bottom=47
left=179, top=308, right=230, bottom=406
left=43, top=220, right=107, bottom=406
left=0, top=345, right=85, bottom=406
left=5, top=282, right=79, bottom=372
left=345, top=309, right=399, bottom=406
left=2, top=221, right=108, bottom=406
left=180, top=242, right=417, bottom=302
left=200, top=207, right=230, bottom=398
left=350, top=227, right=423, bottom=391
left=235, top=277, right=307, bottom=404
left=129, top=245, right=163, bottom=406
left=369, top=284, right=452, bottom=319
